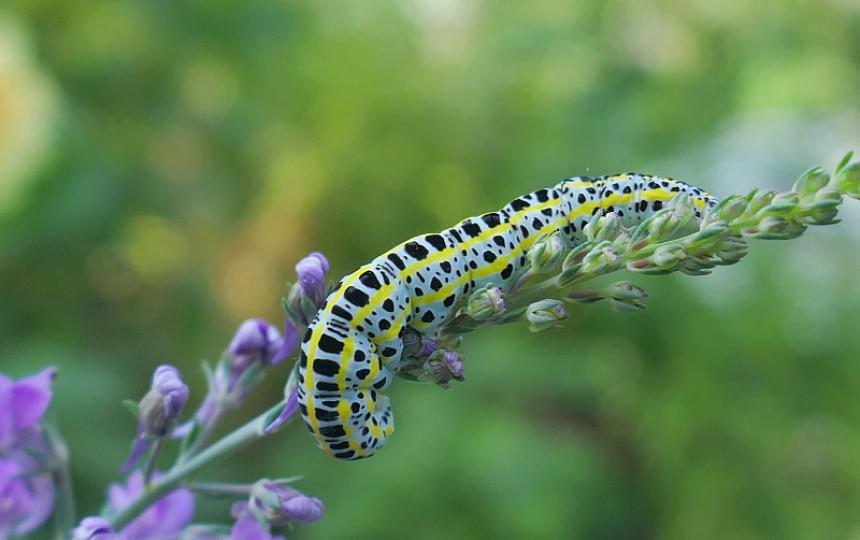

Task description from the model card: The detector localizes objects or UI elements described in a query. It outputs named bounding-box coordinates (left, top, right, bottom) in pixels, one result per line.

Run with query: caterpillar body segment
left=298, top=173, right=718, bottom=460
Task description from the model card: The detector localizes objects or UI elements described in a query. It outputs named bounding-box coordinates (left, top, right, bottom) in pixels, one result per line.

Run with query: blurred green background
left=2, top=1, right=860, bottom=538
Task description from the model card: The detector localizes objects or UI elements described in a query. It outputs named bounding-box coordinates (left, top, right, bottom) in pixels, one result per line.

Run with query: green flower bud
left=284, top=283, right=319, bottom=327
left=716, top=237, right=748, bottom=264
left=833, top=161, right=860, bottom=199
left=579, top=242, right=621, bottom=276
left=681, top=255, right=717, bottom=276
left=745, top=189, right=775, bottom=215
left=692, top=221, right=731, bottom=249
left=758, top=215, right=787, bottom=234
left=585, top=212, right=622, bottom=243
left=808, top=205, right=840, bottom=225
left=561, top=241, right=594, bottom=273
left=526, top=299, right=568, bottom=332
left=603, top=281, right=648, bottom=311
left=714, top=196, right=748, bottom=222
left=646, top=212, right=673, bottom=241
left=760, top=193, right=799, bottom=216
left=528, top=232, right=566, bottom=273
left=462, top=286, right=505, bottom=320
left=651, top=243, right=686, bottom=270
left=792, top=166, right=830, bottom=194
left=814, top=186, right=843, bottom=203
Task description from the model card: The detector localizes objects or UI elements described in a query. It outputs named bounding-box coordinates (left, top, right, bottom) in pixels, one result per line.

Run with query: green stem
left=190, top=481, right=254, bottom=497
left=143, top=437, right=164, bottom=485
left=175, top=406, right=224, bottom=467
left=53, top=450, right=76, bottom=540
left=43, top=422, right=75, bottom=540
left=106, top=399, right=285, bottom=531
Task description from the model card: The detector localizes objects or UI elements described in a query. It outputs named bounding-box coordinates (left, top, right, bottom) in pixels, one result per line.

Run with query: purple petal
left=229, top=320, right=268, bottom=356
left=270, top=317, right=299, bottom=365
left=9, top=367, right=56, bottom=431
left=109, top=471, right=195, bottom=540
left=230, top=510, right=271, bottom=540
left=72, top=517, right=125, bottom=540
left=0, top=455, right=55, bottom=535
left=308, top=252, right=330, bottom=274
left=120, top=430, right=151, bottom=473
left=264, top=389, right=299, bottom=434
left=282, top=495, right=324, bottom=524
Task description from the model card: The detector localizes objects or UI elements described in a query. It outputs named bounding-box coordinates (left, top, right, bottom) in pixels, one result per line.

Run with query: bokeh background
left=2, top=1, right=860, bottom=538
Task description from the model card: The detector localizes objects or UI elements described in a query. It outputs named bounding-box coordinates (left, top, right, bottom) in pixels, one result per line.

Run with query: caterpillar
left=297, top=173, right=718, bottom=460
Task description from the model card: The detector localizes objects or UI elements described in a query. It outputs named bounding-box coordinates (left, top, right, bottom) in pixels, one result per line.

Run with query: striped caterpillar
left=297, top=173, right=718, bottom=460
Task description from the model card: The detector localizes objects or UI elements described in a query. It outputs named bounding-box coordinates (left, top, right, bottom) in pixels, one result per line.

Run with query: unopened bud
left=585, top=213, right=621, bottom=243
left=651, top=243, right=686, bottom=270
left=73, top=518, right=124, bottom=540
left=285, top=282, right=321, bottom=327
left=229, top=319, right=284, bottom=373
left=667, top=192, right=696, bottom=222
left=250, top=480, right=324, bottom=526
left=793, top=167, right=830, bottom=194
left=427, top=350, right=465, bottom=385
left=808, top=204, right=840, bottom=225
left=579, top=242, right=620, bottom=276
left=833, top=161, right=860, bottom=199
left=760, top=193, right=799, bottom=215
left=714, top=196, right=748, bottom=222
left=716, top=237, right=748, bottom=264
left=603, top=281, right=647, bottom=302
left=814, top=185, right=842, bottom=203
left=745, top=190, right=775, bottom=215
left=758, top=215, right=787, bottom=234
left=295, top=252, right=330, bottom=305
left=528, top=233, right=566, bottom=273
left=139, top=365, right=189, bottom=437
left=462, top=286, right=504, bottom=320
left=526, top=299, right=568, bottom=332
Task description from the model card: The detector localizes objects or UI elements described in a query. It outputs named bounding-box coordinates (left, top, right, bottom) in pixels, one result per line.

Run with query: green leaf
left=122, top=399, right=140, bottom=419
left=835, top=151, right=854, bottom=174
left=178, top=420, right=201, bottom=456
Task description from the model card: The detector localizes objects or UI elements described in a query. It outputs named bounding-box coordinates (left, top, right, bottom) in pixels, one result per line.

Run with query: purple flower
left=0, top=367, right=56, bottom=451
left=175, top=318, right=295, bottom=440
left=124, top=366, right=189, bottom=471
left=427, top=350, right=465, bottom=385
left=295, top=252, right=330, bottom=306
left=0, top=454, right=55, bottom=538
left=108, top=471, right=194, bottom=540
left=229, top=503, right=285, bottom=540
left=0, top=368, right=58, bottom=537
left=73, top=517, right=126, bottom=540
left=228, top=319, right=284, bottom=372
left=249, top=480, right=324, bottom=526
left=442, top=351, right=464, bottom=379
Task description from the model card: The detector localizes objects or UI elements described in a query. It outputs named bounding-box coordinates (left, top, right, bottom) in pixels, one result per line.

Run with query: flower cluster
left=66, top=252, right=332, bottom=539
left=0, top=368, right=60, bottom=538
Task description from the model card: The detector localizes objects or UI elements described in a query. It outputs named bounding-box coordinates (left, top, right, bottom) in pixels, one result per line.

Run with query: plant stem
left=190, top=481, right=254, bottom=497
left=44, top=422, right=75, bottom=540
left=143, top=436, right=164, bottom=485
left=53, top=448, right=76, bottom=540
left=175, top=406, right=224, bottom=467
left=106, top=399, right=285, bottom=531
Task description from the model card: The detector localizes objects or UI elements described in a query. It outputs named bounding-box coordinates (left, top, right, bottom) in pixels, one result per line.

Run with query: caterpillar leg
left=336, top=388, right=395, bottom=459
